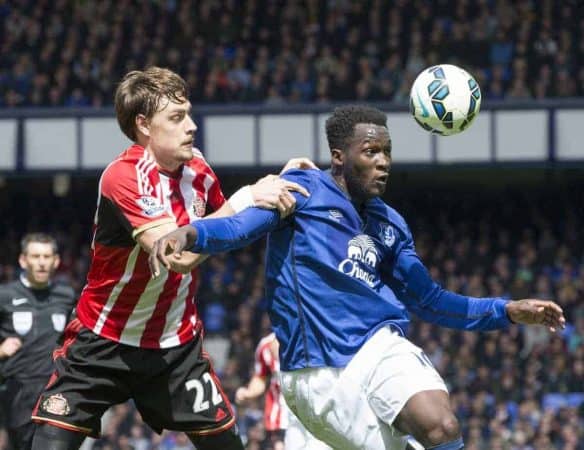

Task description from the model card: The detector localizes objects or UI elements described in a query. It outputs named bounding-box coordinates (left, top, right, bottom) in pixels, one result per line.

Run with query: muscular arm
left=393, top=245, right=512, bottom=331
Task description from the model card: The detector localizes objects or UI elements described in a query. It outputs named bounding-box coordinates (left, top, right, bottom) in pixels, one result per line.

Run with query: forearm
left=408, top=287, right=511, bottom=331
left=245, top=376, right=268, bottom=399
left=191, top=207, right=280, bottom=254
left=161, top=199, right=241, bottom=273
left=398, top=251, right=511, bottom=331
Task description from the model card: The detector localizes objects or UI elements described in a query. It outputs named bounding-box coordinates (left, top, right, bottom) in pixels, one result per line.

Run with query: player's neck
left=330, top=169, right=367, bottom=209
left=21, top=273, right=50, bottom=290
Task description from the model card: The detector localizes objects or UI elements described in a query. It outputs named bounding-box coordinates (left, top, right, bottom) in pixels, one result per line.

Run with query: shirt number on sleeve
left=185, top=373, right=223, bottom=413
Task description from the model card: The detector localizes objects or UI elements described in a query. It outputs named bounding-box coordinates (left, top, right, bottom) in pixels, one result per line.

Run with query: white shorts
left=280, top=326, right=448, bottom=450
left=285, top=408, right=333, bottom=450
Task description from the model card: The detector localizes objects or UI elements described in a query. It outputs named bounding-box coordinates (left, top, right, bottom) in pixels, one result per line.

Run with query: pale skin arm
left=0, top=337, right=22, bottom=359
left=235, top=375, right=268, bottom=405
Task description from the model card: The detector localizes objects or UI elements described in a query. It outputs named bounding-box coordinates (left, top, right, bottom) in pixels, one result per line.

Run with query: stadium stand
left=1, top=0, right=584, bottom=107
left=1, top=1, right=583, bottom=449
left=0, top=174, right=582, bottom=449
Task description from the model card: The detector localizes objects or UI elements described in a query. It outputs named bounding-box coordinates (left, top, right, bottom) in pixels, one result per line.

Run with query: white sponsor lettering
left=338, top=259, right=376, bottom=287
left=337, top=234, right=379, bottom=287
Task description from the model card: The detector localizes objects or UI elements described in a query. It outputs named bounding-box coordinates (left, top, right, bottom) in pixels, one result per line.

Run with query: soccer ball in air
left=409, top=64, right=481, bottom=136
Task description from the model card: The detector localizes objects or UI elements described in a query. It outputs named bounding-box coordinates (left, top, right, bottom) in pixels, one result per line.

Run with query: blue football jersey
left=191, top=169, right=511, bottom=370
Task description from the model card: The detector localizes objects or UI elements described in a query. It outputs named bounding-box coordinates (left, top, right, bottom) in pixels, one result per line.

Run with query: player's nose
left=186, top=115, right=197, bottom=134
left=377, top=153, right=391, bottom=171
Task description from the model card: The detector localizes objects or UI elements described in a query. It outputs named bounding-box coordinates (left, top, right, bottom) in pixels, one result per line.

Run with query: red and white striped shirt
left=76, top=144, right=225, bottom=349
left=254, top=333, right=289, bottom=431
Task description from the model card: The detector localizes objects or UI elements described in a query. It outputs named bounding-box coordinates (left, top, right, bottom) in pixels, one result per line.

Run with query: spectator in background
left=2, top=0, right=583, bottom=105
left=29, top=67, right=313, bottom=450
left=0, top=233, right=76, bottom=450
left=235, top=332, right=331, bottom=450
left=0, top=176, right=582, bottom=449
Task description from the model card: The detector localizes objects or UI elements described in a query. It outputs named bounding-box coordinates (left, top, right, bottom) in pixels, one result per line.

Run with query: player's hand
left=250, top=174, right=310, bottom=218
left=0, top=337, right=22, bottom=358
left=235, top=387, right=250, bottom=405
left=506, top=299, right=566, bottom=332
left=149, top=225, right=198, bottom=278
left=280, top=157, right=319, bottom=174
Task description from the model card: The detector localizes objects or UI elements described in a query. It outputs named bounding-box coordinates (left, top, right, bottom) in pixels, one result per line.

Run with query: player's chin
left=369, top=182, right=387, bottom=196
left=177, top=147, right=195, bottom=161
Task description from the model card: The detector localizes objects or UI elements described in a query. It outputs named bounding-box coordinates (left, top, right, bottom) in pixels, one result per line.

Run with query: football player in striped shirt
left=236, top=332, right=331, bottom=450
left=30, top=67, right=313, bottom=450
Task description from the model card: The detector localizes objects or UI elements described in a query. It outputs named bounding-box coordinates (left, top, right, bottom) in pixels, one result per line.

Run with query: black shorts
left=32, top=318, right=235, bottom=438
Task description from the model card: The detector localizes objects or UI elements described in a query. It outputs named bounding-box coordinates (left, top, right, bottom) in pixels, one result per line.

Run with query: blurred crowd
left=2, top=0, right=584, bottom=108
left=0, top=176, right=582, bottom=450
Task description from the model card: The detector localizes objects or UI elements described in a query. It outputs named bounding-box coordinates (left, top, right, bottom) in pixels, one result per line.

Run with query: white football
left=409, top=64, right=482, bottom=136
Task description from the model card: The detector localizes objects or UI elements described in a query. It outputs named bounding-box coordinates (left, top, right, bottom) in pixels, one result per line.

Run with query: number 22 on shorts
left=185, top=373, right=223, bottom=413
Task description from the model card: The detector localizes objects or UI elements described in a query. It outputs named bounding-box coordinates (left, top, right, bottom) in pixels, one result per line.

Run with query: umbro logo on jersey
left=12, top=297, right=28, bottom=306
left=328, top=209, right=343, bottom=222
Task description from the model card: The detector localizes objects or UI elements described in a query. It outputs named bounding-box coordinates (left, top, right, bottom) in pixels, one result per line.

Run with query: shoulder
left=255, top=334, right=275, bottom=358
left=51, top=283, right=76, bottom=303
left=371, top=199, right=412, bottom=239
left=0, top=281, right=19, bottom=302
left=100, top=146, right=158, bottom=195
left=0, top=280, right=23, bottom=307
left=280, top=168, right=322, bottom=190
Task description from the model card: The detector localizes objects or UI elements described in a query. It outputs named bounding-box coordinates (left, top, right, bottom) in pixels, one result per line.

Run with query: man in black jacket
left=0, top=233, right=76, bottom=450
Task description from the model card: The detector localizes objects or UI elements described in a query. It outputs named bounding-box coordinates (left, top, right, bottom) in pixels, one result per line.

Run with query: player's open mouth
left=376, top=174, right=388, bottom=184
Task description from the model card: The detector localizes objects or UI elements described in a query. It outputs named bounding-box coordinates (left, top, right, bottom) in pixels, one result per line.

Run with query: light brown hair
left=20, top=233, right=58, bottom=255
left=114, top=67, right=189, bottom=141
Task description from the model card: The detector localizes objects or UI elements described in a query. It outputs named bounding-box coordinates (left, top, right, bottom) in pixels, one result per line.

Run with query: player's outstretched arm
left=505, top=299, right=566, bottom=332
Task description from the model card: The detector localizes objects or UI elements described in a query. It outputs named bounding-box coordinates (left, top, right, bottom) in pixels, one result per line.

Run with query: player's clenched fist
left=505, top=299, right=566, bottom=332
left=0, top=336, right=22, bottom=358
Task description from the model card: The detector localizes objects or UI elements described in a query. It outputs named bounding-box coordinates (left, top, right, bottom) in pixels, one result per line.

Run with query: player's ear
left=18, top=253, right=27, bottom=271
left=51, top=254, right=61, bottom=271
left=330, top=148, right=344, bottom=167
left=135, top=114, right=150, bottom=137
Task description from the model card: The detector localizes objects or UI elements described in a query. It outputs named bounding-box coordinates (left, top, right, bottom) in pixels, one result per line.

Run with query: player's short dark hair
left=115, top=67, right=189, bottom=141
left=325, top=105, right=388, bottom=152
left=20, top=233, right=58, bottom=255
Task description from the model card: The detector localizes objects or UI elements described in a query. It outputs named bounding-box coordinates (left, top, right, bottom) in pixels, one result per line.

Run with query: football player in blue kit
left=149, top=105, right=565, bottom=450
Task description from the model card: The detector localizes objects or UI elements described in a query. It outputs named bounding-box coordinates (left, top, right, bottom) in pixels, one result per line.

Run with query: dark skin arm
left=149, top=224, right=199, bottom=278
left=505, top=298, right=565, bottom=332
